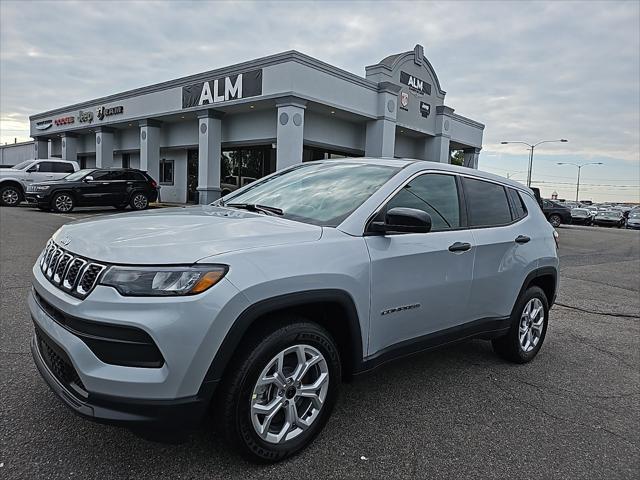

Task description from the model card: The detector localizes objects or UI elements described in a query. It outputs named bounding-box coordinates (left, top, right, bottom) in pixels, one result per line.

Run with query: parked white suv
left=0, top=159, right=79, bottom=207
left=30, top=158, right=559, bottom=462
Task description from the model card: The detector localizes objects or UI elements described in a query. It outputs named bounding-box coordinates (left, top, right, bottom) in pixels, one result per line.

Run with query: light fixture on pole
left=500, top=139, right=568, bottom=187
left=556, top=162, right=603, bottom=202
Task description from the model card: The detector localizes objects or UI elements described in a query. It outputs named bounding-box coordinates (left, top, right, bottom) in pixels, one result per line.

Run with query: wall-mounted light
left=250, top=105, right=255, bottom=109
left=330, top=110, right=335, bottom=115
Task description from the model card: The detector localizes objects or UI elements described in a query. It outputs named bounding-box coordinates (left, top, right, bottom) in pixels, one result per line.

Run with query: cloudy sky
left=1, top=0, right=638, bottom=202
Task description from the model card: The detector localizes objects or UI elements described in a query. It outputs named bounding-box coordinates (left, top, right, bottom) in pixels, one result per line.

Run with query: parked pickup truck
left=0, top=159, right=79, bottom=207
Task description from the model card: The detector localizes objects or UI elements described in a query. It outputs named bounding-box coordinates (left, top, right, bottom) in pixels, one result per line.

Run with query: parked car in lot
left=30, top=159, right=559, bottom=462
left=593, top=210, right=625, bottom=228
left=24, top=168, right=159, bottom=213
left=570, top=208, right=592, bottom=225
left=0, top=159, right=79, bottom=207
left=626, top=209, right=640, bottom=230
left=542, top=199, right=572, bottom=227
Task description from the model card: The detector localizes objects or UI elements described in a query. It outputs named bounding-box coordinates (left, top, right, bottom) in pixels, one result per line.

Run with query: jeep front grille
left=39, top=240, right=106, bottom=299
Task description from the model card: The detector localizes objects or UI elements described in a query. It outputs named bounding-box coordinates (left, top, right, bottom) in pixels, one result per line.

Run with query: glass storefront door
left=187, top=150, right=199, bottom=203
left=220, top=146, right=276, bottom=195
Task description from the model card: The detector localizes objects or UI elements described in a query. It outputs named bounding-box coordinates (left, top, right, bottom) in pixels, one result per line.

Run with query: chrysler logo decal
left=35, top=120, right=53, bottom=130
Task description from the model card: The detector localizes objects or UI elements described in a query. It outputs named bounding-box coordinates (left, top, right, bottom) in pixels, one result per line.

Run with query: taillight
left=150, top=180, right=157, bottom=189
left=553, top=230, right=559, bottom=249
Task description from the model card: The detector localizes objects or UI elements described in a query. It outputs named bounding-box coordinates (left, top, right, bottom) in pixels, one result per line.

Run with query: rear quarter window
left=507, top=188, right=528, bottom=220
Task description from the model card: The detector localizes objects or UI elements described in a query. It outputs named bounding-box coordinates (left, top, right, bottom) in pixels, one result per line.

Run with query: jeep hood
left=52, top=206, right=322, bottom=264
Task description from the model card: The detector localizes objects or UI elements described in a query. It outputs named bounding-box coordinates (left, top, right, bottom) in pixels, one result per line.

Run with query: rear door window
left=462, top=177, right=512, bottom=227
left=51, top=162, right=75, bottom=173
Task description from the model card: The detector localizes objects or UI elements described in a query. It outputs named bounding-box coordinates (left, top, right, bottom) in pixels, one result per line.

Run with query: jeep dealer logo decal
left=400, top=71, right=431, bottom=96
left=182, top=69, right=263, bottom=109
left=35, top=120, right=53, bottom=130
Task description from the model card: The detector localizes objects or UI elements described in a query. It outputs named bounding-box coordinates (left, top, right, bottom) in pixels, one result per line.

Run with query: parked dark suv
left=25, top=168, right=159, bottom=213
left=542, top=199, right=571, bottom=227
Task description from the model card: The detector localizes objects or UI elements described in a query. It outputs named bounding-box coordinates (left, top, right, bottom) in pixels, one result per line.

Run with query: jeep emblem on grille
left=59, top=236, right=71, bottom=246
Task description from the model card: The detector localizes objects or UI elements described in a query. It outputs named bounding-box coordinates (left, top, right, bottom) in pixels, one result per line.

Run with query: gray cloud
left=1, top=0, right=638, bottom=173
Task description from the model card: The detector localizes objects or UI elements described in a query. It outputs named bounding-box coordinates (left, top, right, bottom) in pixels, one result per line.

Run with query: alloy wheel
left=250, top=344, right=329, bottom=445
left=133, top=194, right=148, bottom=209
left=2, top=188, right=19, bottom=206
left=549, top=215, right=561, bottom=227
left=519, top=297, right=544, bottom=353
left=54, top=194, right=73, bottom=212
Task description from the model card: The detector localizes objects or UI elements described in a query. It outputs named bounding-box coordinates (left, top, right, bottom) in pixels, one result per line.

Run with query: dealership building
left=19, top=44, right=484, bottom=203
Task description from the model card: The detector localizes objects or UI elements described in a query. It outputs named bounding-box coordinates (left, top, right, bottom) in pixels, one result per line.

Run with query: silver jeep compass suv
left=30, top=158, right=559, bottom=462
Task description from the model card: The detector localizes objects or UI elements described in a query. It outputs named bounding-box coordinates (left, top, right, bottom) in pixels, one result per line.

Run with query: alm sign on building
left=182, top=70, right=263, bottom=108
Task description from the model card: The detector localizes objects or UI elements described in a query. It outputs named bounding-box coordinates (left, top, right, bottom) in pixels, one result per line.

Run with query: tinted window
left=37, top=162, right=57, bottom=173
left=106, top=171, right=127, bottom=181
left=507, top=188, right=527, bottom=220
left=124, top=171, right=146, bottom=181
left=386, top=174, right=461, bottom=231
left=90, top=170, right=111, bottom=180
left=52, top=162, right=75, bottom=173
left=159, top=159, right=174, bottom=185
left=463, top=178, right=512, bottom=227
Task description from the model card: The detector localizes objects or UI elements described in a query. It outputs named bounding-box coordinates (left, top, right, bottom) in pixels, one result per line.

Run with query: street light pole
left=501, top=139, right=568, bottom=187
left=556, top=162, right=604, bottom=202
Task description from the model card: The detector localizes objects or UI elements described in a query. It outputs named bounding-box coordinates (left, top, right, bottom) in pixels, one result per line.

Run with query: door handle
left=448, top=242, right=472, bottom=252
left=515, top=235, right=531, bottom=244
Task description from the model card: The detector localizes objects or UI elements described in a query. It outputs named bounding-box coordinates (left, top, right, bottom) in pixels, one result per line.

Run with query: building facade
left=27, top=45, right=484, bottom=204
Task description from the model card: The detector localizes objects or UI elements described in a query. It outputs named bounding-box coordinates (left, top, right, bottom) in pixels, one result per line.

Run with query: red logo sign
left=54, top=116, right=75, bottom=126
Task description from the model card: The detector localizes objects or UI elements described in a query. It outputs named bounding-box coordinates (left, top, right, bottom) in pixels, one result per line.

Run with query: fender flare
left=200, top=289, right=364, bottom=386
left=514, top=266, right=558, bottom=312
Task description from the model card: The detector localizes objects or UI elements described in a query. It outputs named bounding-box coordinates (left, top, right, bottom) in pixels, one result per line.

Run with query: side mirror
left=84, top=175, right=94, bottom=182
left=27, top=165, right=38, bottom=173
left=371, top=207, right=432, bottom=234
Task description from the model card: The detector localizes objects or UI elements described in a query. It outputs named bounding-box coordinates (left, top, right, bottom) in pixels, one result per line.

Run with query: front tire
left=130, top=192, right=149, bottom=210
left=492, top=286, right=549, bottom=363
left=0, top=185, right=21, bottom=206
left=217, top=320, right=341, bottom=463
left=549, top=214, right=562, bottom=227
left=51, top=192, right=75, bottom=213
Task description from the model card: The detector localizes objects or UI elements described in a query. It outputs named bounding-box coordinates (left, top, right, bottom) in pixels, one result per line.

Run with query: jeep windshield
left=220, top=162, right=400, bottom=226
left=12, top=160, right=35, bottom=170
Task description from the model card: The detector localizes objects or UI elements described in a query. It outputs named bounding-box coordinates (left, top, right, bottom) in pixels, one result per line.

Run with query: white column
left=61, top=134, right=78, bottom=162
left=463, top=147, right=481, bottom=169
left=364, top=83, right=400, bottom=158
left=365, top=119, right=396, bottom=157
left=139, top=120, right=161, bottom=182
left=34, top=138, right=49, bottom=159
left=95, top=128, right=114, bottom=168
left=276, top=97, right=306, bottom=170
left=197, top=110, right=223, bottom=204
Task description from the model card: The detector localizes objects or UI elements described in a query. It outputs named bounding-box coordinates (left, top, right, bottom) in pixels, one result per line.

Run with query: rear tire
left=217, top=319, right=341, bottom=463
left=130, top=192, right=149, bottom=210
left=0, top=185, right=21, bottom=206
left=51, top=192, right=75, bottom=213
left=492, top=286, right=549, bottom=364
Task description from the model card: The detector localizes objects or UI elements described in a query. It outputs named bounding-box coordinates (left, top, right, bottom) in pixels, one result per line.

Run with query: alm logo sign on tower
left=400, top=71, right=431, bottom=96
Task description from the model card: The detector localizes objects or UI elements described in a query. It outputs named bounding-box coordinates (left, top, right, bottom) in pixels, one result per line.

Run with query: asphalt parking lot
left=1, top=206, right=638, bottom=479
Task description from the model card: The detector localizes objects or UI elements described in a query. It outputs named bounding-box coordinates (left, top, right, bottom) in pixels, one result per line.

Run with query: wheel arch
left=201, top=289, right=364, bottom=388
left=0, top=179, right=25, bottom=198
left=515, top=267, right=558, bottom=311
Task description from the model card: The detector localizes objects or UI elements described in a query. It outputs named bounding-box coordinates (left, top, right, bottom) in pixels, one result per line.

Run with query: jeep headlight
left=100, top=265, right=227, bottom=296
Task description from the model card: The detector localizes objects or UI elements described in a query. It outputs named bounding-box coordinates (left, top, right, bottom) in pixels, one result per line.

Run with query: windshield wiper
left=226, top=203, right=284, bottom=216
